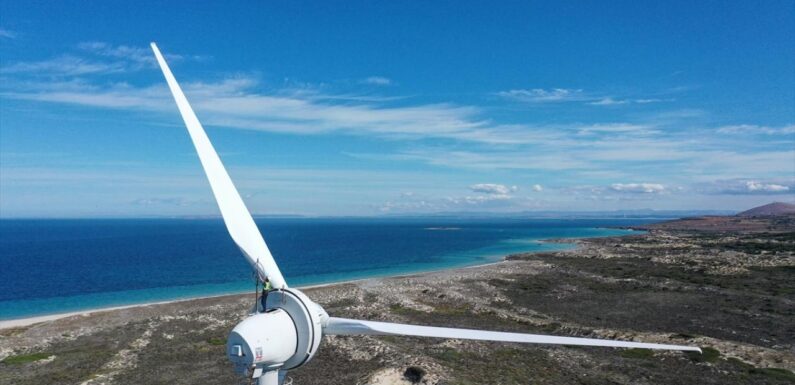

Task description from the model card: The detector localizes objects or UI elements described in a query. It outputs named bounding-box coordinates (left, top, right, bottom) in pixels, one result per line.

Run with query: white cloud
left=588, top=97, right=674, bottom=106
left=716, top=124, right=795, bottom=136
left=1, top=42, right=193, bottom=77
left=576, top=123, right=653, bottom=135
left=9, top=71, right=781, bottom=181
left=77, top=42, right=158, bottom=66
left=469, top=183, right=517, bottom=195
left=447, top=194, right=513, bottom=204
left=496, top=88, right=584, bottom=103
left=378, top=186, right=525, bottom=213
left=532, top=184, right=543, bottom=192
left=698, top=179, right=794, bottom=195
left=378, top=192, right=518, bottom=213
left=1, top=55, right=128, bottom=76
left=746, top=181, right=789, bottom=193
left=361, top=76, right=391, bottom=86
left=610, top=183, right=665, bottom=194
left=563, top=184, right=674, bottom=203
left=3, top=44, right=792, bottom=194
left=588, top=97, right=628, bottom=106
left=2, top=76, right=577, bottom=145
left=499, top=88, right=671, bottom=106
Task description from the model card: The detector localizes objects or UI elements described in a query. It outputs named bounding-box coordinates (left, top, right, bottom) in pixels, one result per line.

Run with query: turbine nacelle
left=227, top=310, right=297, bottom=376
left=229, top=288, right=327, bottom=381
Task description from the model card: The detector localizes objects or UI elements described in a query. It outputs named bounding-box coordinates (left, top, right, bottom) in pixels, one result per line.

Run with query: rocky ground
left=1, top=215, right=793, bottom=384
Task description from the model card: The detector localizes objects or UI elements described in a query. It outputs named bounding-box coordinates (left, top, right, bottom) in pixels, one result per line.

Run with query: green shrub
left=2, top=352, right=51, bottom=364
left=620, top=348, right=654, bottom=359
left=749, top=367, right=795, bottom=382
left=432, top=347, right=463, bottom=362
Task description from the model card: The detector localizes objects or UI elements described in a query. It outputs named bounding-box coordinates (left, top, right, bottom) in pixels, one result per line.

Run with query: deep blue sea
left=0, top=218, right=655, bottom=320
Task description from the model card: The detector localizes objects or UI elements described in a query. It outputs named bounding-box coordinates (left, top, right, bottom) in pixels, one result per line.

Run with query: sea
left=0, top=218, right=656, bottom=320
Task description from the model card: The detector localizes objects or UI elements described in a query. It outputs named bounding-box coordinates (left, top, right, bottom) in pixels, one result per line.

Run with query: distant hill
left=737, top=202, right=795, bottom=217
left=381, top=209, right=735, bottom=219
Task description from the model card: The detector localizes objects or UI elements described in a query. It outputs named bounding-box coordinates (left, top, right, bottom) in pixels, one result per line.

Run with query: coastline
left=0, top=293, right=242, bottom=330
left=2, top=214, right=792, bottom=384
left=0, top=228, right=625, bottom=328
left=0, top=260, right=509, bottom=330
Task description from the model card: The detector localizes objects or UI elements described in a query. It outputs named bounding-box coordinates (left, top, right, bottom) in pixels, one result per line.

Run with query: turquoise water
left=0, top=218, right=647, bottom=320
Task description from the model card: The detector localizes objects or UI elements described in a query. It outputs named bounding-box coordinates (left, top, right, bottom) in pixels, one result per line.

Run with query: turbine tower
left=150, top=43, right=700, bottom=385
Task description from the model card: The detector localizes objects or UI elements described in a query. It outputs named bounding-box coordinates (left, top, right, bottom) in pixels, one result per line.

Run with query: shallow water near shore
left=0, top=218, right=651, bottom=320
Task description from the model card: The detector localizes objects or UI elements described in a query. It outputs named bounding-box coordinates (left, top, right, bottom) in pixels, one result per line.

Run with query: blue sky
left=1, top=0, right=793, bottom=217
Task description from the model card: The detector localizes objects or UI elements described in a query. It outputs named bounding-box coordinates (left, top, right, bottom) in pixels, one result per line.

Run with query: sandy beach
left=0, top=259, right=507, bottom=330
left=0, top=294, right=247, bottom=330
left=1, top=214, right=793, bottom=384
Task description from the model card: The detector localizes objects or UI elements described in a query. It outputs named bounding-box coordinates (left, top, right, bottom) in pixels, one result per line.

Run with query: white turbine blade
left=150, top=42, right=287, bottom=289
left=325, top=317, right=701, bottom=352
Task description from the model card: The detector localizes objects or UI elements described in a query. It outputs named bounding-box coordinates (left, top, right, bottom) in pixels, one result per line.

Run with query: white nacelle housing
left=227, top=310, right=298, bottom=376
left=264, top=288, right=327, bottom=370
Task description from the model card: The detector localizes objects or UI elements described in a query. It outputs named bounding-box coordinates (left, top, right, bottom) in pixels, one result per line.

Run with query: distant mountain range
left=381, top=209, right=737, bottom=220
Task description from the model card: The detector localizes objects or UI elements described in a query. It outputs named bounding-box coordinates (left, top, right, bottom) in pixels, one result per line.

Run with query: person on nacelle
left=260, top=277, right=272, bottom=310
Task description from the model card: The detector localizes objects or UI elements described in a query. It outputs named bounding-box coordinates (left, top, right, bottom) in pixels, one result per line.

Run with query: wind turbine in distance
left=149, top=43, right=700, bottom=385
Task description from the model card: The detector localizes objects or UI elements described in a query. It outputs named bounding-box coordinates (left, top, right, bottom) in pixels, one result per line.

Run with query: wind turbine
left=150, top=43, right=700, bottom=385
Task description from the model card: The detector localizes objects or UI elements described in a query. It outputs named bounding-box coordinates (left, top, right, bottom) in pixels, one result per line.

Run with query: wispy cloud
left=77, top=41, right=160, bottom=68
left=1, top=55, right=128, bottom=76
left=716, top=124, right=795, bottom=136
left=588, top=97, right=628, bottom=106
left=746, top=181, right=789, bottom=193
left=1, top=75, right=574, bottom=145
left=379, top=187, right=520, bottom=213
left=2, top=44, right=791, bottom=209
left=2, top=46, right=757, bottom=167
left=378, top=183, right=529, bottom=214
left=610, top=183, right=666, bottom=194
left=701, top=179, right=794, bottom=195
left=0, top=28, right=16, bottom=39
left=588, top=97, right=672, bottom=106
left=497, top=87, right=673, bottom=106
left=576, top=123, right=654, bottom=135
left=496, top=88, right=584, bottom=103
left=635, top=98, right=669, bottom=104
left=446, top=194, right=513, bottom=204
left=562, top=184, right=675, bottom=203
left=1, top=42, right=193, bottom=76
left=469, top=183, right=517, bottom=195
left=361, top=76, right=392, bottom=86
